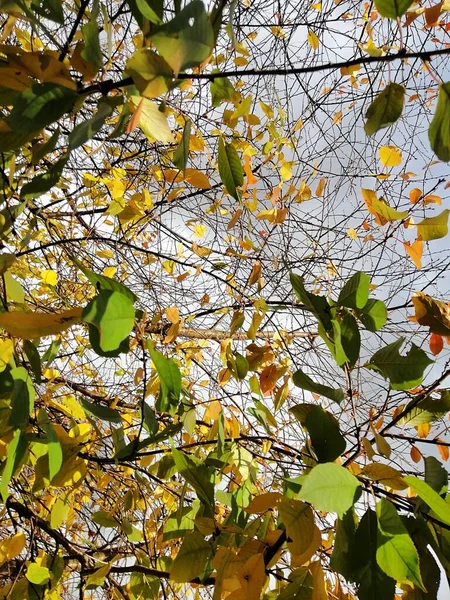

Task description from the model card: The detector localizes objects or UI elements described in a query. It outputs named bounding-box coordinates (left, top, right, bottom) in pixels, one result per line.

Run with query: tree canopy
left=1, top=0, right=450, bottom=598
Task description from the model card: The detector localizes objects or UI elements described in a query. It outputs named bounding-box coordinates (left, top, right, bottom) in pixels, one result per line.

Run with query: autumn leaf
left=429, top=333, right=444, bottom=356
left=379, top=145, right=402, bottom=167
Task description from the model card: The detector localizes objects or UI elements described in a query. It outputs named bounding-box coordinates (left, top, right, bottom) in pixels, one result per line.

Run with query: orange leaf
left=424, top=194, right=441, bottom=205
left=259, top=364, right=278, bottom=395
left=409, top=188, right=422, bottom=204
left=227, top=209, right=242, bottom=230
left=126, top=97, right=144, bottom=133
left=436, top=438, right=449, bottom=461
left=410, top=445, right=422, bottom=463
left=430, top=333, right=444, bottom=356
left=404, top=239, right=423, bottom=269
left=425, top=2, right=443, bottom=27
left=244, top=155, right=257, bottom=185
left=315, top=178, right=325, bottom=197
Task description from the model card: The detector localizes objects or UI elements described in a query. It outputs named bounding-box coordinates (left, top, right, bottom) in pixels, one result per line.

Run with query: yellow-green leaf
left=0, top=308, right=83, bottom=339
left=417, top=209, right=450, bottom=241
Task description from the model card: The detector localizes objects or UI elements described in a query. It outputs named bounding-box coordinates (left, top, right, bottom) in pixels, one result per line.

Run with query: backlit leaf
left=0, top=308, right=82, bottom=339
left=365, top=83, right=405, bottom=135
left=412, top=292, right=450, bottom=336
left=403, top=476, right=450, bottom=525
left=292, top=369, right=344, bottom=404
left=429, top=82, right=450, bottom=161
left=374, top=0, right=414, bottom=18
left=125, top=49, right=173, bottom=99
left=379, top=145, right=402, bottom=167
left=416, top=209, right=450, bottom=241
left=218, top=137, right=243, bottom=200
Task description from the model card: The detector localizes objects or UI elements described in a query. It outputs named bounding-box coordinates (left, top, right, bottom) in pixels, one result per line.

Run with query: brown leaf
left=430, top=333, right=444, bottom=356
left=412, top=292, right=450, bottom=336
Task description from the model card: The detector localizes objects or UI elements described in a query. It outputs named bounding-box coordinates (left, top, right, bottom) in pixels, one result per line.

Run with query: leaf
left=365, top=83, right=405, bottom=135
left=81, top=0, right=102, bottom=73
left=365, top=338, right=433, bottom=390
left=6, top=83, right=78, bottom=135
left=172, top=447, right=214, bottom=514
left=352, top=509, right=396, bottom=600
left=218, top=137, right=243, bottom=200
left=0, top=339, right=14, bottom=373
left=210, top=74, right=235, bottom=107
left=299, top=463, right=361, bottom=518
left=404, top=239, right=423, bottom=269
left=71, top=256, right=137, bottom=302
left=362, top=188, right=408, bottom=224
left=307, top=30, right=319, bottom=49
left=0, top=429, right=27, bottom=502
left=340, top=313, right=361, bottom=369
left=278, top=498, right=315, bottom=555
left=39, top=410, right=63, bottom=481
left=135, top=0, right=163, bottom=24
left=304, top=405, right=346, bottom=463
left=330, top=509, right=357, bottom=579
left=379, top=145, right=402, bottom=167
left=68, top=101, right=113, bottom=150
left=429, top=82, right=450, bottom=161
left=81, top=397, right=122, bottom=423
left=173, top=119, right=191, bottom=171
left=0, top=308, right=82, bottom=339
left=430, top=333, right=444, bottom=355
left=91, top=510, right=118, bottom=528
left=290, top=273, right=332, bottom=333
left=374, top=0, right=414, bottom=18
left=148, top=341, right=181, bottom=414
left=424, top=456, right=448, bottom=494
left=376, top=498, right=425, bottom=590
left=416, top=209, right=450, bottom=241
left=129, top=96, right=174, bottom=143
left=245, top=492, right=283, bottom=514
left=338, top=271, right=370, bottom=309
left=26, top=563, right=51, bottom=585
left=125, top=49, right=173, bottom=99
left=412, top=292, right=450, bottom=336
left=150, top=0, right=214, bottom=76
left=0, top=532, right=26, bottom=567
left=82, top=290, right=135, bottom=353
left=9, top=367, right=35, bottom=429
left=292, top=369, right=344, bottom=404
left=356, top=299, right=388, bottom=332
left=0, top=253, right=16, bottom=275
left=399, top=391, right=450, bottom=427
left=4, top=272, right=24, bottom=304
left=361, top=463, right=407, bottom=490
left=404, top=476, right=450, bottom=525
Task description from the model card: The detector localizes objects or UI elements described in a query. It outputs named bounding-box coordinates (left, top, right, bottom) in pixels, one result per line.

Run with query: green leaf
left=172, top=447, right=214, bottom=514
left=330, top=508, right=357, bottom=579
left=298, top=463, right=361, bottom=518
left=218, top=137, right=243, bottom=200
left=4, top=272, right=24, bottom=304
left=403, top=476, right=450, bottom=525
left=276, top=569, right=313, bottom=600
left=173, top=119, right=191, bottom=171
left=292, top=369, right=344, bottom=404
left=289, top=273, right=332, bottom=333
left=326, top=319, right=349, bottom=367
left=356, top=299, right=388, bottom=332
left=169, top=531, right=212, bottom=583
left=135, top=0, right=163, bottom=24
left=42, top=338, right=61, bottom=367
left=365, top=83, right=405, bottom=135
left=417, top=209, right=450, bottom=241
left=148, top=342, right=181, bottom=414
left=0, top=253, right=16, bottom=276
left=373, top=0, right=413, bottom=18
left=340, top=313, right=360, bottom=369
left=81, top=397, right=122, bottom=423
left=150, top=0, right=214, bottom=76
left=91, top=510, right=118, bottom=528
left=68, top=101, right=113, bottom=150
left=20, top=156, right=67, bottom=200
left=0, top=429, right=27, bottom=502
left=376, top=498, right=425, bottom=590
left=129, top=571, right=160, bottom=600
left=38, top=409, right=63, bottom=481
left=71, top=256, right=137, bottom=302
left=81, top=0, right=103, bottom=73
left=9, top=367, right=35, bottom=429
left=6, top=83, right=78, bottom=135
left=211, top=74, right=235, bottom=107
left=126, top=49, right=173, bottom=99
left=234, top=352, right=249, bottom=381
left=304, top=405, right=346, bottom=463
left=142, top=402, right=158, bottom=436
left=365, top=338, right=433, bottom=391
left=338, top=272, right=370, bottom=309
left=398, top=391, right=450, bottom=426
left=429, top=82, right=450, bottom=161
left=352, top=508, right=396, bottom=600
left=22, top=340, right=41, bottom=384
left=32, top=128, right=60, bottom=164
left=82, top=290, right=135, bottom=353
left=26, top=563, right=51, bottom=585
left=425, top=456, right=448, bottom=495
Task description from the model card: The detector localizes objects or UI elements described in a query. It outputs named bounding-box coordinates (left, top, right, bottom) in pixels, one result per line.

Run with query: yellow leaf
left=129, top=96, right=173, bottom=143
left=294, top=118, right=303, bottom=131
left=0, top=532, right=26, bottom=567
left=103, top=266, right=117, bottom=278
left=227, top=209, right=242, bottom=230
left=310, top=560, right=328, bottom=600
left=340, top=64, right=360, bottom=76
left=347, top=228, right=358, bottom=239
left=404, top=240, right=423, bottom=269
left=379, top=145, right=402, bottom=167
left=332, top=110, right=343, bottom=125
left=96, top=249, right=114, bottom=259
left=0, top=339, right=14, bottom=372
left=245, top=492, right=283, bottom=514
left=234, top=56, right=248, bottom=66
left=4, top=272, right=24, bottom=304
left=259, top=100, right=274, bottom=119
left=0, top=308, right=82, bottom=339
left=362, top=188, right=408, bottom=224
left=40, top=269, right=58, bottom=286
left=192, top=223, right=207, bottom=238
left=315, top=178, right=326, bottom=197
left=236, top=554, right=266, bottom=600
left=307, top=30, right=320, bottom=50
left=417, top=209, right=450, bottom=241
left=280, top=162, right=293, bottom=181
left=166, top=306, right=180, bottom=324
left=361, top=463, right=407, bottom=490
left=184, top=168, right=211, bottom=189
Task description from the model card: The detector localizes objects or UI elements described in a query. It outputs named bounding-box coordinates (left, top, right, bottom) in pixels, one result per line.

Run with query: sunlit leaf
left=416, top=209, right=450, bottom=241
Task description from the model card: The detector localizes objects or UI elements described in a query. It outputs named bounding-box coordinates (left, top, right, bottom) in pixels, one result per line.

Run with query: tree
left=0, top=0, right=450, bottom=598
